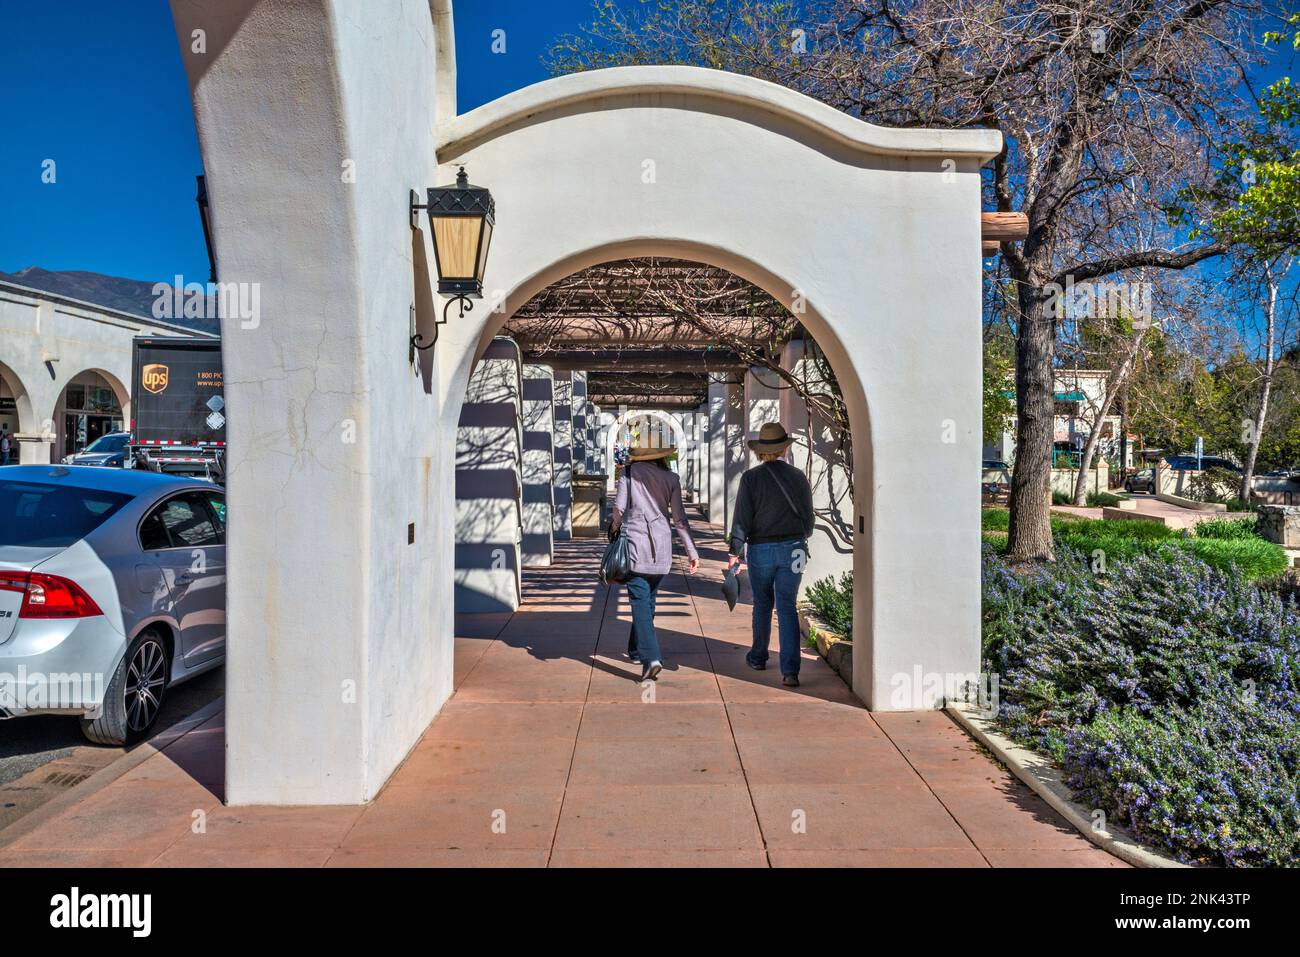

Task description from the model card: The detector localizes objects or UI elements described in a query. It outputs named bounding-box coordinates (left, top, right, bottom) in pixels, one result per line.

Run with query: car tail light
left=0, top=572, right=103, bottom=619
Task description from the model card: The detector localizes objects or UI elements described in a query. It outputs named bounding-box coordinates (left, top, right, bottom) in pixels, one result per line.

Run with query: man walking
left=726, top=422, right=815, bottom=686
left=0, top=428, right=11, bottom=466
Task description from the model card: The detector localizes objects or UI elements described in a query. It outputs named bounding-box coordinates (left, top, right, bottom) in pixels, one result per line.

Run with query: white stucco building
left=0, top=281, right=212, bottom=464
left=166, top=0, right=999, bottom=805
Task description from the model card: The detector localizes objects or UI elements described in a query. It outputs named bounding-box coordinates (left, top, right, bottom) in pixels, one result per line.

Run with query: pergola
left=505, top=257, right=789, bottom=409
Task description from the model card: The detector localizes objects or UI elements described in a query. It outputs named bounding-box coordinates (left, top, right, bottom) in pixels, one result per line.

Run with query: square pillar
left=521, top=364, right=556, bottom=566
left=745, top=366, right=782, bottom=467
left=724, top=382, right=746, bottom=532
left=570, top=371, right=588, bottom=477
left=455, top=339, right=524, bottom=612
left=707, top=381, right=727, bottom=523
left=552, top=371, right=574, bottom=540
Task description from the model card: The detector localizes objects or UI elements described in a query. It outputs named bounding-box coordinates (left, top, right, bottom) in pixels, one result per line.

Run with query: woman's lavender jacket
left=610, top=462, right=699, bottom=575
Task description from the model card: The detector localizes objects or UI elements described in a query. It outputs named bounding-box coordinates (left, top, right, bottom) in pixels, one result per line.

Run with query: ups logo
left=142, top=363, right=169, bottom=395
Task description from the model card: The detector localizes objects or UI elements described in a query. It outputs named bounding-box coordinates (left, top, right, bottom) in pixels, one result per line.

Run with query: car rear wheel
left=81, top=630, right=169, bottom=746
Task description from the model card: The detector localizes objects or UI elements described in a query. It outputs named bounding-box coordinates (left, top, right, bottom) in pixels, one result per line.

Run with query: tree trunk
left=1119, top=380, right=1130, bottom=475
left=1071, top=332, right=1144, bottom=505
left=1240, top=262, right=1281, bottom=502
left=1006, top=279, right=1056, bottom=562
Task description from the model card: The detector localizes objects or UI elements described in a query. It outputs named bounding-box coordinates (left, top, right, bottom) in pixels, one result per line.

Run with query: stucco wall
left=434, top=67, right=997, bottom=713
left=170, top=0, right=451, bottom=804
left=173, top=0, right=997, bottom=800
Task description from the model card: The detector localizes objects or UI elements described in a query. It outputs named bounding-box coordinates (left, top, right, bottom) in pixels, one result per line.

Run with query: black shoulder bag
left=600, top=463, right=635, bottom=584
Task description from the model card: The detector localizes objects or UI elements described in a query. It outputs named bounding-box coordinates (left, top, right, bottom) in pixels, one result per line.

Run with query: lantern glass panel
left=475, top=219, right=493, bottom=284
left=432, top=215, right=483, bottom=281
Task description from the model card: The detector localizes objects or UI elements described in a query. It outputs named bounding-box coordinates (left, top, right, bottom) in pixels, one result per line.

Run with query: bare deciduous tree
left=552, top=0, right=1272, bottom=562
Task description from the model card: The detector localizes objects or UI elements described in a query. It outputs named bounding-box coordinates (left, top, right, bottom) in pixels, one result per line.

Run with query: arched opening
left=448, top=256, right=862, bottom=709
left=602, top=408, right=688, bottom=485
left=0, top=360, right=36, bottom=465
left=51, top=368, right=129, bottom=461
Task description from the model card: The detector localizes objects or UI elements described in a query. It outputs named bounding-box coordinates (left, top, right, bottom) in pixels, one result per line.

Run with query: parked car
left=1164, top=454, right=1242, bottom=474
left=62, top=430, right=130, bottom=468
left=0, top=465, right=225, bottom=744
left=1124, top=468, right=1157, bottom=494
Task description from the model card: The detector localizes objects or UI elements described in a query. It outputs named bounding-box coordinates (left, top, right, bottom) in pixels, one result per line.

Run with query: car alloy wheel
left=124, top=636, right=167, bottom=732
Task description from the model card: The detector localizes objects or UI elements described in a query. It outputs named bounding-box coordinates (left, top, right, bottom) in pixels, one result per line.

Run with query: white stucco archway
left=51, top=368, right=130, bottom=458
left=602, top=407, right=688, bottom=478
left=0, top=359, right=37, bottom=439
left=170, top=0, right=1000, bottom=805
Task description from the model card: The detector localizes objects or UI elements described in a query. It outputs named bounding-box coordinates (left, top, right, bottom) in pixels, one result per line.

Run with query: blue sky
left=0, top=0, right=601, bottom=283
left=0, top=1, right=1294, bottom=286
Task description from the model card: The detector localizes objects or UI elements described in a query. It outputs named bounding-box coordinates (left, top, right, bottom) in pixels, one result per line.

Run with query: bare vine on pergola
left=506, top=258, right=852, bottom=469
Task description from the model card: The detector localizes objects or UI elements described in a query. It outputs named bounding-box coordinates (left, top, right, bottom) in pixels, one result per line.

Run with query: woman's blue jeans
left=626, top=573, right=665, bottom=663
left=746, top=539, right=805, bottom=676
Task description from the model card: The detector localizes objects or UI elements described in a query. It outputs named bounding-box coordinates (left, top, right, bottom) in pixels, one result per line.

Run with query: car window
left=0, top=480, right=133, bottom=548
left=84, top=433, right=128, bottom=453
left=204, top=493, right=226, bottom=531
left=140, top=492, right=222, bottom=550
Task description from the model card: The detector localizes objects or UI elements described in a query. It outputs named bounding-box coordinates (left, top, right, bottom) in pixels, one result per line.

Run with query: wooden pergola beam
left=980, top=211, right=1028, bottom=242
left=519, top=348, right=747, bottom=374
left=981, top=211, right=1028, bottom=256
left=590, top=393, right=705, bottom=411
left=588, top=373, right=708, bottom=395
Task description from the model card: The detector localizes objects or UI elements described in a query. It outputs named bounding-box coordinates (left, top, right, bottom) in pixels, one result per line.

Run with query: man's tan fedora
left=747, top=422, right=795, bottom=454
left=627, top=445, right=676, bottom=462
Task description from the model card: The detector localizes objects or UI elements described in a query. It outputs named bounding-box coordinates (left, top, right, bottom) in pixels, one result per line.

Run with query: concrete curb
left=1156, top=491, right=1226, bottom=512
left=0, top=697, right=225, bottom=852
left=946, top=702, right=1187, bottom=869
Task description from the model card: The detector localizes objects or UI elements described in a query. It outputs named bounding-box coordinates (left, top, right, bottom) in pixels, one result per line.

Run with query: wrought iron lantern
left=409, top=166, right=495, bottom=355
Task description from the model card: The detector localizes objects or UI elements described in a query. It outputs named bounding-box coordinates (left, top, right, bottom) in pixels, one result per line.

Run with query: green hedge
left=979, top=511, right=1287, bottom=581
left=806, top=571, right=853, bottom=637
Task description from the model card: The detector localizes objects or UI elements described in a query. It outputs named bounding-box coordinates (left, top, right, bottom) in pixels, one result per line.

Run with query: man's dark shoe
left=628, top=652, right=643, bottom=664
left=782, top=673, right=800, bottom=687
left=745, top=655, right=766, bottom=671
left=641, top=660, right=663, bottom=682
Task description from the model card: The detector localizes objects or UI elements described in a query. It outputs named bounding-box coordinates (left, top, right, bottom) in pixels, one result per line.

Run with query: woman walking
left=609, top=444, right=699, bottom=681
left=727, top=422, right=815, bottom=686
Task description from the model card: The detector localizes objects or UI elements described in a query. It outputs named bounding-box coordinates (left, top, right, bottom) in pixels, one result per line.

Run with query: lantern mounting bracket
left=409, top=296, right=475, bottom=361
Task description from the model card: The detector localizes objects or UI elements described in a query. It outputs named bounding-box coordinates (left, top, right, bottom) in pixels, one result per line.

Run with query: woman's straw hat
left=747, top=422, right=795, bottom=454
left=627, top=445, right=676, bottom=462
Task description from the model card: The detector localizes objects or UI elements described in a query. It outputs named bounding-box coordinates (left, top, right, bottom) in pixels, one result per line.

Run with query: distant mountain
left=0, top=267, right=220, bottom=336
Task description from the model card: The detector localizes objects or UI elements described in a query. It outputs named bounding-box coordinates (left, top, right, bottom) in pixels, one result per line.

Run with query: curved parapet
left=438, top=64, right=1002, bottom=162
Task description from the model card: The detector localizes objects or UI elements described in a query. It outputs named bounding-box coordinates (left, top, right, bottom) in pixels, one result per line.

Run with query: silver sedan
left=0, top=465, right=225, bottom=744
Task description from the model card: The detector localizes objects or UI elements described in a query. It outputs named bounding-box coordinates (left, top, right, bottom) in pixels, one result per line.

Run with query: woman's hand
left=688, top=557, right=699, bottom=574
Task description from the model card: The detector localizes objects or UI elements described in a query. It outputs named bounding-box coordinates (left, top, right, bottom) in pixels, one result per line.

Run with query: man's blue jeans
left=626, top=573, right=665, bottom=664
left=746, top=539, right=805, bottom=676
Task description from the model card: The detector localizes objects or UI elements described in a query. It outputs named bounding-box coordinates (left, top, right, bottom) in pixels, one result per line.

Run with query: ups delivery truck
left=128, top=336, right=226, bottom=483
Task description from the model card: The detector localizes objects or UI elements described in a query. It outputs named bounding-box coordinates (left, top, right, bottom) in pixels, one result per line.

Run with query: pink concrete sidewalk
left=0, top=529, right=1123, bottom=868
left=1052, top=494, right=1223, bottom=530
